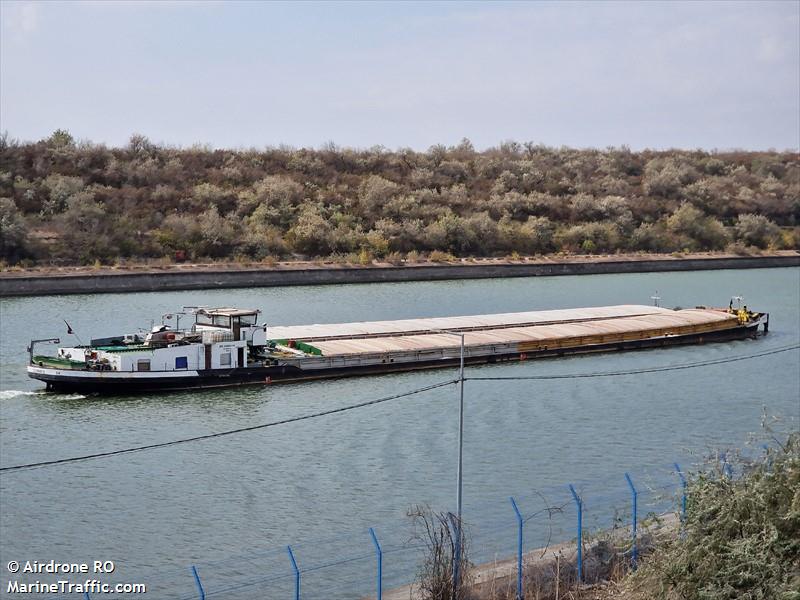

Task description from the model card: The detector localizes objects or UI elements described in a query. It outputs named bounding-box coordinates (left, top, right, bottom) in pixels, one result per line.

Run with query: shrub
left=429, top=250, right=456, bottom=262
left=156, top=213, right=202, bottom=255
left=631, top=432, right=800, bottom=599
left=3, top=133, right=798, bottom=265
left=734, top=214, right=781, bottom=249
left=555, top=221, right=621, bottom=254
left=0, top=198, right=30, bottom=262
left=666, top=203, right=730, bottom=250
left=40, top=174, right=84, bottom=216
left=630, top=222, right=678, bottom=253
left=286, top=205, right=334, bottom=255
left=408, top=506, right=473, bottom=600
left=643, top=158, right=698, bottom=198
left=385, top=251, right=404, bottom=265
left=196, top=206, right=238, bottom=257
left=360, top=174, right=400, bottom=214
left=520, top=216, right=555, bottom=254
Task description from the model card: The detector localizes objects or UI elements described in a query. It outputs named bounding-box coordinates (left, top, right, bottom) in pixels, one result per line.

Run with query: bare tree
left=408, top=505, right=473, bottom=600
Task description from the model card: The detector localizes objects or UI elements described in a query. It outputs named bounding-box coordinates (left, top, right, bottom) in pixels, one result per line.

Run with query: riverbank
left=1, top=251, right=797, bottom=297
left=384, top=429, right=797, bottom=600
left=383, top=514, right=678, bottom=600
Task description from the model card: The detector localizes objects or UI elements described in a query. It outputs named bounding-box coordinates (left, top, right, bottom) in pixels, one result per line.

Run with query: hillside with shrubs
left=1, top=130, right=798, bottom=267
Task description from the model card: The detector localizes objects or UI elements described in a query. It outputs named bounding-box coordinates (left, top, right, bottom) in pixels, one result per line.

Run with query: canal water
left=1, top=267, right=798, bottom=598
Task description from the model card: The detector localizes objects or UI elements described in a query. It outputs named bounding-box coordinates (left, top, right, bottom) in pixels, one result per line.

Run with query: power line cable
left=2, top=343, right=796, bottom=474
left=465, top=343, right=799, bottom=381
left=0, top=379, right=458, bottom=473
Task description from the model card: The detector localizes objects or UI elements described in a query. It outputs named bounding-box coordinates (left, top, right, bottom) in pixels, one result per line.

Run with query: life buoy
left=520, top=353, right=528, bottom=360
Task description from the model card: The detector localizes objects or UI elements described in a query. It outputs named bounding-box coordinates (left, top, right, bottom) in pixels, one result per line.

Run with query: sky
left=1, top=0, right=798, bottom=151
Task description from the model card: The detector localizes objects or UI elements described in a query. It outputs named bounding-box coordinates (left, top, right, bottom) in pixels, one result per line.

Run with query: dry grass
left=410, top=430, right=799, bottom=600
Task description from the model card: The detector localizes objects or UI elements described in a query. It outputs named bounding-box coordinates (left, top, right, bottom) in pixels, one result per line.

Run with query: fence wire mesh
left=41, top=456, right=731, bottom=600
left=46, top=442, right=781, bottom=600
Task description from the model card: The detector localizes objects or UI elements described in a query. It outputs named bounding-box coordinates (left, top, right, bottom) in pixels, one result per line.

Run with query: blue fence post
left=762, top=444, right=773, bottom=471
left=509, top=497, right=524, bottom=600
left=673, top=462, right=687, bottom=535
left=719, top=451, right=733, bottom=478
left=568, top=484, right=583, bottom=584
left=624, top=473, right=638, bottom=569
left=287, top=545, right=300, bottom=600
left=369, top=527, right=383, bottom=600
left=448, top=512, right=462, bottom=597
left=190, top=565, right=205, bottom=600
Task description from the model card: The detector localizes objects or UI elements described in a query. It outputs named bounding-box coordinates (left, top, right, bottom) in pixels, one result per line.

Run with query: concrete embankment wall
left=1, top=255, right=798, bottom=297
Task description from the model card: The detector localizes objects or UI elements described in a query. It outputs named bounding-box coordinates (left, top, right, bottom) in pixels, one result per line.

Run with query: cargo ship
left=27, top=303, right=768, bottom=394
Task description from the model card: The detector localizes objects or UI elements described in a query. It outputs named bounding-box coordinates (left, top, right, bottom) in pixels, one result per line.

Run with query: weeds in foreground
left=408, top=505, right=475, bottom=600
left=412, top=424, right=798, bottom=600
left=625, top=431, right=800, bottom=600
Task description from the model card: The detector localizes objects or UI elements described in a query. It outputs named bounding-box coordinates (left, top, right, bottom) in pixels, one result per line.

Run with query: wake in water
left=0, top=390, right=39, bottom=400
left=0, top=390, right=86, bottom=400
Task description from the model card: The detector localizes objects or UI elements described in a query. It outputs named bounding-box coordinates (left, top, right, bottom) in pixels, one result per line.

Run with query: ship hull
left=28, top=320, right=764, bottom=395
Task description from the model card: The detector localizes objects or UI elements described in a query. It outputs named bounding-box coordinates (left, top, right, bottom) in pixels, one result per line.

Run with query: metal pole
left=568, top=484, right=583, bottom=583
left=457, top=333, right=464, bottom=524
left=624, top=473, right=638, bottom=569
left=762, top=444, right=773, bottom=470
left=673, top=463, right=687, bottom=535
left=510, top=497, right=524, bottom=600
left=26, top=338, right=60, bottom=364
left=721, top=452, right=733, bottom=479
left=190, top=565, right=205, bottom=600
left=287, top=545, right=300, bottom=600
left=429, top=327, right=466, bottom=525
left=448, top=512, right=462, bottom=598
left=453, top=334, right=465, bottom=596
left=369, top=528, right=383, bottom=600
left=428, top=328, right=467, bottom=596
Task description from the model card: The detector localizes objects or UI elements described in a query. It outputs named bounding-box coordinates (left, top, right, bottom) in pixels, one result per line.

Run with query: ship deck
left=268, top=305, right=741, bottom=357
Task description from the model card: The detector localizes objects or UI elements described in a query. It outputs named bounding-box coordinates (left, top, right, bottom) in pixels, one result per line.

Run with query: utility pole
left=430, top=328, right=466, bottom=595
left=430, top=327, right=466, bottom=523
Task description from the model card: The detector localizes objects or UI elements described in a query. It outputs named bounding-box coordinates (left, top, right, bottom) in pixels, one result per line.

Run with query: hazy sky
left=1, top=1, right=798, bottom=151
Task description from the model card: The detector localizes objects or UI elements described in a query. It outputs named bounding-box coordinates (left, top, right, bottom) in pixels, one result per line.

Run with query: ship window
left=212, top=315, right=231, bottom=328
left=239, top=314, right=257, bottom=326
left=220, top=352, right=231, bottom=366
left=137, top=359, right=151, bottom=372
left=175, top=356, right=188, bottom=370
left=196, top=314, right=231, bottom=328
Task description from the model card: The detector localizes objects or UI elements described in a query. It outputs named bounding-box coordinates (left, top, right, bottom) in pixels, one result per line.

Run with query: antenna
left=182, top=305, right=207, bottom=313
left=650, top=291, right=661, bottom=307
left=63, top=320, right=83, bottom=345
left=162, top=311, right=187, bottom=329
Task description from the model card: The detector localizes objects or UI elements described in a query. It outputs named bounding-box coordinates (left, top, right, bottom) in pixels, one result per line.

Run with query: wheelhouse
left=193, top=308, right=261, bottom=340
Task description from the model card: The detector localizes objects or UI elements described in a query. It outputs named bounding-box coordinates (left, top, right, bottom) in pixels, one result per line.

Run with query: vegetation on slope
left=1, top=130, right=798, bottom=266
left=407, top=429, right=799, bottom=600
left=625, top=431, right=800, bottom=600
